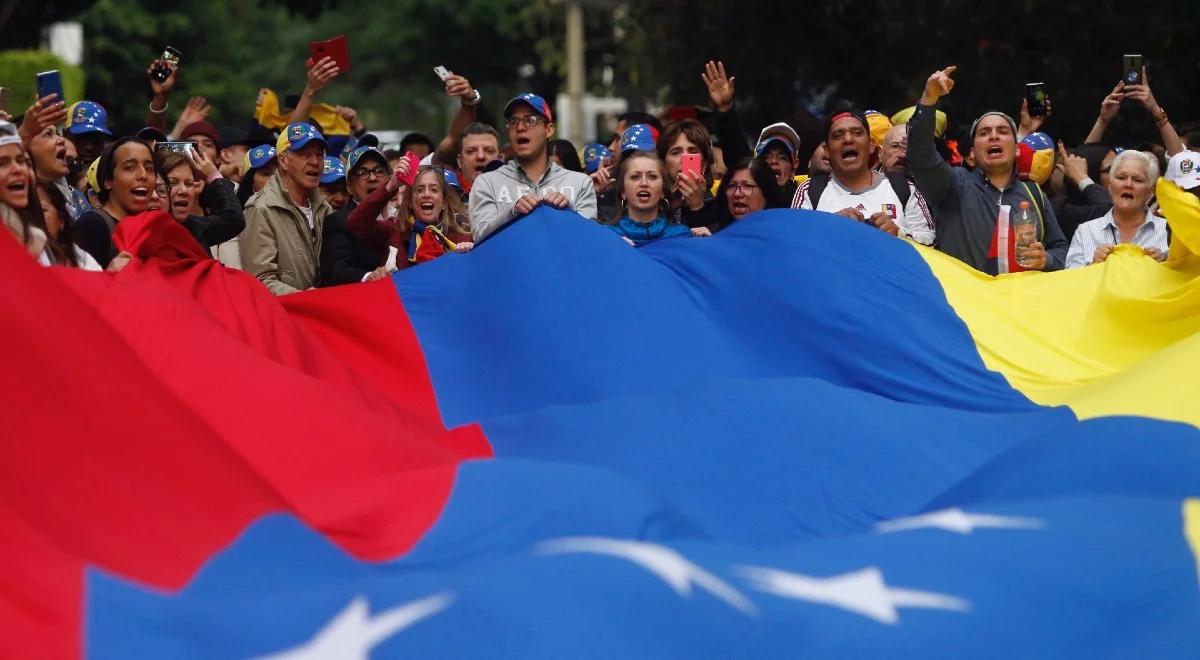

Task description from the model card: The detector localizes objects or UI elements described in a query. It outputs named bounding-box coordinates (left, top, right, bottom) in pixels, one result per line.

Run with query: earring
left=620, top=198, right=628, bottom=214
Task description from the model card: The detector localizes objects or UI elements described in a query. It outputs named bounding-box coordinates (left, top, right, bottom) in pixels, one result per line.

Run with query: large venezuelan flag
left=2, top=181, right=1199, bottom=658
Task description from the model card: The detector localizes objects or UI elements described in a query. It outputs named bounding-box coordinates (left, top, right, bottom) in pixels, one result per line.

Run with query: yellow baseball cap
left=891, top=106, right=948, bottom=138
left=275, top=122, right=327, bottom=155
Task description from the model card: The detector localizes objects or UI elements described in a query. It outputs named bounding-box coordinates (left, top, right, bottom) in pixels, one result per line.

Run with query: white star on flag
left=255, top=592, right=453, bottom=660
left=536, top=536, right=758, bottom=615
left=874, top=508, right=1045, bottom=535
left=736, top=565, right=970, bottom=625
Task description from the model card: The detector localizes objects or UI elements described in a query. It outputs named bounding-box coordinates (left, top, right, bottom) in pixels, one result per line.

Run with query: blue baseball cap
left=582, top=143, right=612, bottom=173
left=275, top=122, right=327, bottom=154
left=326, top=135, right=350, bottom=157
left=320, top=157, right=346, bottom=185
left=340, top=136, right=360, bottom=160
left=620, top=123, right=658, bottom=153
left=440, top=167, right=461, bottom=190
left=66, top=101, right=112, bottom=137
left=503, top=92, right=553, bottom=122
left=347, top=145, right=388, bottom=172
left=245, top=144, right=277, bottom=170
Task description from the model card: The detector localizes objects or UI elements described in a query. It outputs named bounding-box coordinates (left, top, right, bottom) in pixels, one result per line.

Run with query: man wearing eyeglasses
left=319, top=144, right=400, bottom=286
left=469, top=93, right=597, bottom=241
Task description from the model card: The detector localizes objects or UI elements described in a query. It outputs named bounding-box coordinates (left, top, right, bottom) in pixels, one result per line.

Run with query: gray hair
left=1110, top=149, right=1159, bottom=183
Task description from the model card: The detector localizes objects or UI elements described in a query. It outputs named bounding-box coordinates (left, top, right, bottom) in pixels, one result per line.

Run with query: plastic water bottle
left=1013, top=201, right=1037, bottom=268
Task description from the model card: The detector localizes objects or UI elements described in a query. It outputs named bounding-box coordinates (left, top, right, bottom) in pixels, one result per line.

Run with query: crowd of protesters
left=2, top=51, right=1197, bottom=293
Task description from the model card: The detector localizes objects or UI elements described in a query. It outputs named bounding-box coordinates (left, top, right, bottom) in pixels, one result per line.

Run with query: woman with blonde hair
left=412, top=166, right=474, bottom=263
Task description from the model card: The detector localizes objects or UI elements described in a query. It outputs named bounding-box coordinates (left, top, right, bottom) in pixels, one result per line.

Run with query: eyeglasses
left=728, top=182, right=760, bottom=193
left=505, top=116, right=545, bottom=129
left=154, top=184, right=169, bottom=196
left=352, top=166, right=389, bottom=178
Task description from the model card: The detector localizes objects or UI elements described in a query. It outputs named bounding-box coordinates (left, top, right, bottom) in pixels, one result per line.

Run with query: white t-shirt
left=792, top=173, right=936, bottom=246
left=299, top=204, right=315, bottom=231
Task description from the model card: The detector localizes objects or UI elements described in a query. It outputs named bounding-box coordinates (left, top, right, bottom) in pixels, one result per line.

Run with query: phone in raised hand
left=1024, top=82, right=1047, bottom=117
left=310, top=35, right=350, bottom=72
left=152, top=46, right=182, bottom=83
left=35, top=70, right=64, bottom=103
left=681, top=153, right=702, bottom=179
left=1123, top=54, right=1143, bottom=85
left=433, top=66, right=452, bottom=82
left=400, top=152, right=420, bottom=186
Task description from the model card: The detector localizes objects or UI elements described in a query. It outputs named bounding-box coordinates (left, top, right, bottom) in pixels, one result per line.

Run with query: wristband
left=149, top=100, right=168, bottom=114
left=461, top=89, right=481, bottom=107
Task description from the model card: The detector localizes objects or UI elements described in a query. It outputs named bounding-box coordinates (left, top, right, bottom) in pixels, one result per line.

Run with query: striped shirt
left=1065, top=209, right=1168, bottom=268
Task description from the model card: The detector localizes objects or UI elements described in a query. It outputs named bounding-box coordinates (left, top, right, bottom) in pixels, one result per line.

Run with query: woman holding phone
left=604, top=150, right=708, bottom=246
left=656, top=119, right=717, bottom=229
left=159, top=149, right=245, bottom=249
left=73, top=137, right=158, bottom=269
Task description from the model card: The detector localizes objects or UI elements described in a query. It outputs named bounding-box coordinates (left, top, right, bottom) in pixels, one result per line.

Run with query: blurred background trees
left=2, top=0, right=1199, bottom=157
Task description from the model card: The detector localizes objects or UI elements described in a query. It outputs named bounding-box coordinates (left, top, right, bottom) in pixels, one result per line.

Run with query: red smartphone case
left=310, top=35, right=350, bottom=72
left=401, top=152, right=420, bottom=186
left=681, top=154, right=702, bottom=178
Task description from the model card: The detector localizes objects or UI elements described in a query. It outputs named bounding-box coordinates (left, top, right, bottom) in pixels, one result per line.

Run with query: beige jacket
left=240, top=172, right=332, bottom=295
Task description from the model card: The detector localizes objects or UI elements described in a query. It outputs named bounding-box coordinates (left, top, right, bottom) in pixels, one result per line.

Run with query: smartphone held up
left=1024, top=82, right=1047, bottom=117
left=310, top=35, right=350, bottom=72
left=35, top=70, right=65, bottom=104
left=1123, top=54, right=1143, bottom=85
left=152, top=46, right=182, bottom=83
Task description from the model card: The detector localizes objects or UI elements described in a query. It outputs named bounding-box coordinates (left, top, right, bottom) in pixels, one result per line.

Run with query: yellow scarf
left=254, top=89, right=351, bottom=136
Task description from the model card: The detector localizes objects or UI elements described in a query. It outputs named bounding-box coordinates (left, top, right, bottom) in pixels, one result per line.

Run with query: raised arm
left=1084, top=83, right=1122, bottom=145
left=289, top=57, right=340, bottom=125
left=347, top=163, right=409, bottom=250
left=144, top=56, right=178, bottom=132
left=434, top=72, right=480, bottom=166
left=1123, top=67, right=1185, bottom=156
left=169, top=97, right=210, bottom=141
left=188, top=148, right=245, bottom=247
left=702, top=61, right=750, bottom=165
left=17, top=95, right=68, bottom=147
left=907, top=66, right=958, bottom=207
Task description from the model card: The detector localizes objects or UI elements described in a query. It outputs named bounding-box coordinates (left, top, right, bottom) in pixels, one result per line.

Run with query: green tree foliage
left=623, top=0, right=1200, bottom=149
left=0, top=50, right=85, bottom=109
left=58, top=0, right=1200, bottom=151
left=73, top=0, right=572, bottom=136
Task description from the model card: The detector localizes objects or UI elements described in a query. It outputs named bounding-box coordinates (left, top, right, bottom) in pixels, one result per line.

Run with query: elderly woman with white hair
left=1065, top=149, right=1168, bottom=268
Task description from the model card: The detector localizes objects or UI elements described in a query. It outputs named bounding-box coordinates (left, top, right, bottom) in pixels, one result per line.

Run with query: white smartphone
left=433, top=66, right=452, bottom=81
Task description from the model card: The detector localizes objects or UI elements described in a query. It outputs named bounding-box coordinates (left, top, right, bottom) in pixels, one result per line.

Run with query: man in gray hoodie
left=909, top=66, right=1068, bottom=275
left=469, top=93, right=597, bottom=242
